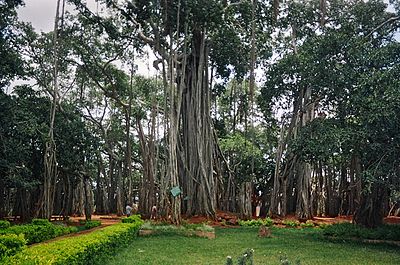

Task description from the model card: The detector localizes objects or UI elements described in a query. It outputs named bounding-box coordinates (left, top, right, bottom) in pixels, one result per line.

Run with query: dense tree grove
left=0, top=0, right=399, bottom=227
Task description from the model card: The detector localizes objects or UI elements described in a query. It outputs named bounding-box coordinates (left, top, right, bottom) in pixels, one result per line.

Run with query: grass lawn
left=105, top=227, right=400, bottom=265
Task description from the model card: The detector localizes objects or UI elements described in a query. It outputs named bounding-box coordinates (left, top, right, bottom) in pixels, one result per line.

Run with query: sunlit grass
left=105, top=227, right=400, bottom=265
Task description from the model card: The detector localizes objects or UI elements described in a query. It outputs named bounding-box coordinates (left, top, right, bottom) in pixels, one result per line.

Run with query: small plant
left=300, top=220, right=315, bottom=228
left=84, top=220, right=101, bottom=229
left=282, top=220, right=300, bottom=228
left=226, top=249, right=254, bottom=265
left=31, top=219, right=51, bottom=226
left=226, top=256, right=234, bottom=265
left=238, top=218, right=274, bottom=227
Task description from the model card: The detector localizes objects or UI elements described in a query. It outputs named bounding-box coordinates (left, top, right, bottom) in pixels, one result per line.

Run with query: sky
left=17, top=0, right=156, bottom=77
left=18, top=0, right=98, bottom=32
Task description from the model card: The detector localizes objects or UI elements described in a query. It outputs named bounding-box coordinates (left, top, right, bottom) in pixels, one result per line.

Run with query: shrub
left=5, top=220, right=144, bottom=264
left=300, top=220, right=315, bottom=228
left=31, top=219, right=51, bottom=226
left=0, top=234, right=26, bottom=260
left=323, top=223, right=400, bottom=241
left=0, top=220, right=11, bottom=230
left=226, top=249, right=254, bottom=265
left=121, top=214, right=142, bottom=224
left=238, top=218, right=274, bottom=227
left=2, top=223, right=74, bottom=244
left=84, top=220, right=102, bottom=230
left=282, top=220, right=300, bottom=228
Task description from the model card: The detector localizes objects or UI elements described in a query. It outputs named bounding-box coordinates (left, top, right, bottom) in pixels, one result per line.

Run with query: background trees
left=1, top=0, right=399, bottom=227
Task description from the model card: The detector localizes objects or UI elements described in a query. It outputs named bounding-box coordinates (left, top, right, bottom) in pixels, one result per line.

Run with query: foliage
left=84, top=220, right=102, bottom=230
left=0, top=220, right=11, bottom=229
left=0, top=234, right=26, bottom=261
left=323, top=223, right=400, bottom=241
left=0, top=221, right=76, bottom=244
left=121, top=214, right=142, bottom=224
left=299, top=221, right=315, bottom=228
left=0, top=0, right=24, bottom=87
left=5, top=221, right=143, bottom=264
left=238, top=218, right=274, bottom=227
left=282, top=220, right=300, bottom=228
left=237, top=248, right=254, bottom=265
left=31, top=219, right=51, bottom=226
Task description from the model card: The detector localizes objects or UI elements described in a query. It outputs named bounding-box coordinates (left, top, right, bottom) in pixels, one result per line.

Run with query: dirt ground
left=187, top=211, right=400, bottom=227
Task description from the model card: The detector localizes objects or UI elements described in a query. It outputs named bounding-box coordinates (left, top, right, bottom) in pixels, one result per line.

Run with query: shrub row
left=0, top=220, right=11, bottom=229
left=323, top=223, right=400, bottom=241
left=0, top=234, right=26, bottom=262
left=5, top=218, right=144, bottom=264
left=0, top=219, right=77, bottom=244
left=121, top=214, right=142, bottom=224
left=238, top=218, right=274, bottom=227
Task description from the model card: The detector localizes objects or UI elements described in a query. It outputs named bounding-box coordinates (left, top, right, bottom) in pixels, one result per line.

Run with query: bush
left=2, top=222, right=74, bottom=244
left=300, top=220, right=315, bottom=228
left=0, top=234, right=26, bottom=260
left=226, top=249, right=254, bottom=265
left=282, top=220, right=300, bottom=228
left=5, top=220, right=144, bottom=264
left=238, top=218, right=274, bottom=227
left=84, top=220, right=102, bottom=230
left=323, top=223, right=400, bottom=241
left=0, top=220, right=11, bottom=230
left=31, top=219, right=51, bottom=226
left=121, top=214, right=142, bottom=224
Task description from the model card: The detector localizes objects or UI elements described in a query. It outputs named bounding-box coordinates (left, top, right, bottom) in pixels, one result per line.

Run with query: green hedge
left=5, top=220, right=143, bottom=264
left=0, top=234, right=26, bottom=261
left=121, top=214, right=142, bottom=224
left=1, top=220, right=77, bottom=244
left=0, top=220, right=11, bottom=229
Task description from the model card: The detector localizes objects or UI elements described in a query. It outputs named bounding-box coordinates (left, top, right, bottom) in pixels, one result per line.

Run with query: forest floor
left=103, top=227, right=400, bottom=265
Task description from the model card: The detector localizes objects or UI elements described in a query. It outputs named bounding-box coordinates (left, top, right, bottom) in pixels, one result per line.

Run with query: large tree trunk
left=83, top=175, right=93, bottom=220
left=354, top=183, right=385, bottom=228
left=181, top=29, right=216, bottom=218
left=137, top=114, right=157, bottom=218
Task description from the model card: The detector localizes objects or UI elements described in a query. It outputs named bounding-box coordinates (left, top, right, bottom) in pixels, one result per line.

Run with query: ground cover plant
left=238, top=218, right=274, bottom=227
left=4, top=218, right=143, bottom=264
left=104, top=227, right=400, bottom=265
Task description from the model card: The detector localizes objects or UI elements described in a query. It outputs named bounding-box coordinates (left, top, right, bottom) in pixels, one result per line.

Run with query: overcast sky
left=17, top=0, right=155, bottom=77
left=18, top=0, right=99, bottom=32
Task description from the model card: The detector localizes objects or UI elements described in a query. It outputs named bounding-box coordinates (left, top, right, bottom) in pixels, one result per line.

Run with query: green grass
left=104, top=227, right=400, bottom=265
